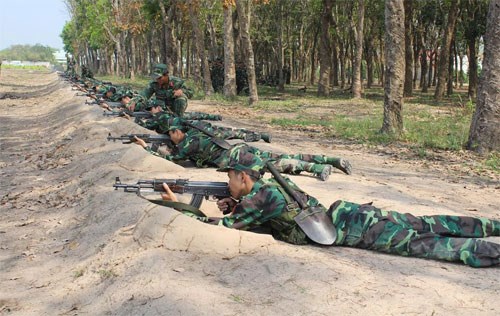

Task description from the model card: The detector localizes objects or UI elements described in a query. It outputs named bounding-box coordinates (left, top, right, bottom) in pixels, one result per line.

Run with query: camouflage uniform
left=138, top=114, right=264, bottom=143
left=188, top=150, right=500, bottom=268
left=141, top=64, right=194, bottom=116
left=147, top=130, right=227, bottom=168
left=136, top=112, right=221, bottom=134
left=222, top=143, right=349, bottom=177
left=145, top=127, right=331, bottom=180
left=122, top=95, right=148, bottom=111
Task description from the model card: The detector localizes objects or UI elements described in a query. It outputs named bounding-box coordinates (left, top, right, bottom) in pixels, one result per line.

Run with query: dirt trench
left=0, top=69, right=498, bottom=316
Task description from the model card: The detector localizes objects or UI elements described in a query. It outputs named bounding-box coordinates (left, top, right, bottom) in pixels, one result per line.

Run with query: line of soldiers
left=64, top=65, right=499, bottom=268
left=67, top=63, right=353, bottom=182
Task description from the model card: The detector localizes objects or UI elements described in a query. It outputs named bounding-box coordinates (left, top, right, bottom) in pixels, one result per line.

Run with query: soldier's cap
left=217, top=149, right=265, bottom=179
left=149, top=99, right=163, bottom=107
left=166, top=117, right=185, bottom=132
left=152, top=63, right=168, bottom=79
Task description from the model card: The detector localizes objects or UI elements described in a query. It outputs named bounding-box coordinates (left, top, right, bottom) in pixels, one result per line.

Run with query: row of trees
left=61, top=0, right=498, bottom=153
left=0, top=44, right=57, bottom=63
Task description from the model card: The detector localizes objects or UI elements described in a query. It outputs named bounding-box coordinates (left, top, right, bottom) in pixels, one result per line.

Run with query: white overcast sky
left=0, top=0, right=69, bottom=50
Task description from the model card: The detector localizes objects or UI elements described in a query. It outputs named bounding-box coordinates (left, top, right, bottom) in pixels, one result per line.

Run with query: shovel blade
left=294, top=206, right=337, bottom=245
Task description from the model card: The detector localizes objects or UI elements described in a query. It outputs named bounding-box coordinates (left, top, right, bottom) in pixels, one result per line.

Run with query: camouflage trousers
left=265, top=153, right=337, bottom=164
left=182, top=112, right=221, bottom=121
left=328, top=200, right=500, bottom=267
left=164, top=96, right=188, bottom=116
left=228, top=145, right=327, bottom=175
left=191, top=124, right=261, bottom=142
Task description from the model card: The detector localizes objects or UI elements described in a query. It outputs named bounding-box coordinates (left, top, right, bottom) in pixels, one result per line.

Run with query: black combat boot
left=260, top=133, right=272, bottom=143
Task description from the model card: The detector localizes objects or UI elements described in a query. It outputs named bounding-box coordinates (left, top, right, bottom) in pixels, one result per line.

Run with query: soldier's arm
left=140, top=83, right=155, bottom=99
left=180, top=82, right=194, bottom=99
left=217, top=186, right=286, bottom=230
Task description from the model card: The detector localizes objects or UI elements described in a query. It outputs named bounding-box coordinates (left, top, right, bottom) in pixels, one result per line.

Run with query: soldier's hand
left=100, top=102, right=111, bottom=111
left=216, top=197, right=236, bottom=215
left=132, top=136, right=147, bottom=148
left=122, top=113, right=131, bottom=120
left=161, top=183, right=178, bottom=202
left=173, top=89, right=183, bottom=98
left=127, top=101, right=136, bottom=112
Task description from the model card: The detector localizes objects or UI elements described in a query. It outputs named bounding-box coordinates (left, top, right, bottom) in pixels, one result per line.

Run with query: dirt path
left=1, top=69, right=498, bottom=316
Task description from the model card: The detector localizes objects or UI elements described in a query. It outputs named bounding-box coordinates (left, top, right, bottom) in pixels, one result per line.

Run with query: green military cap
left=152, top=63, right=168, bottom=79
left=217, top=148, right=265, bottom=179
left=166, top=117, right=185, bottom=131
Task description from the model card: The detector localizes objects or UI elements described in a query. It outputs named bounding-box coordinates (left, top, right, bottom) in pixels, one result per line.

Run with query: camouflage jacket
left=148, top=130, right=227, bottom=167
left=139, top=114, right=219, bottom=135
left=140, top=76, right=194, bottom=102
left=216, top=177, right=325, bottom=245
left=123, top=95, right=148, bottom=111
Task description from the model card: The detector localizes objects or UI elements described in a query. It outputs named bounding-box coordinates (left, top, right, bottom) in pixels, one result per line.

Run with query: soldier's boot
left=244, top=133, right=262, bottom=142
left=306, top=163, right=332, bottom=181
left=325, top=157, right=352, bottom=175
left=260, top=133, right=272, bottom=143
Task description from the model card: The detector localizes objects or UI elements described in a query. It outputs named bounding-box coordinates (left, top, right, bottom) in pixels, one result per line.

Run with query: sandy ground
left=0, top=69, right=499, bottom=316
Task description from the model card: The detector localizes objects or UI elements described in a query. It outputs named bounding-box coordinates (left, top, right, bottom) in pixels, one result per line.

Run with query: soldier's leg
left=272, top=159, right=332, bottom=181
left=360, top=221, right=500, bottom=267
left=275, top=154, right=352, bottom=175
left=172, top=96, right=188, bottom=116
left=183, top=112, right=222, bottom=121
left=387, top=211, right=500, bottom=238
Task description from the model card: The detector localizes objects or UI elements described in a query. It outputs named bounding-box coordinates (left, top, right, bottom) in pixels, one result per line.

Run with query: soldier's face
left=227, top=170, right=245, bottom=199
left=121, top=96, right=130, bottom=105
left=150, top=106, right=162, bottom=114
left=168, top=129, right=184, bottom=144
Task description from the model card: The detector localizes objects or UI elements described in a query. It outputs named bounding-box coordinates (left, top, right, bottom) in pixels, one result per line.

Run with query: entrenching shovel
left=265, top=162, right=337, bottom=245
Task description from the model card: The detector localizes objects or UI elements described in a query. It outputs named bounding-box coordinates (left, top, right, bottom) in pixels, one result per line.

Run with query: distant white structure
left=53, top=49, right=67, bottom=64
left=2, top=60, right=51, bottom=67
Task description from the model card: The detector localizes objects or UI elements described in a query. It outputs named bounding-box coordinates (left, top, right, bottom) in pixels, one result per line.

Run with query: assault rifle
left=86, top=99, right=122, bottom=108
left=107, top=132, right=171, bottom=145
left=103, top=110, right=153, bottom=119
left=113, top=176, right=231, bottom=210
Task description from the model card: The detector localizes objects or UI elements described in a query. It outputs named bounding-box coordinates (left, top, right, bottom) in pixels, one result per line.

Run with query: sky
left=0, top=0, right=70, bottom=51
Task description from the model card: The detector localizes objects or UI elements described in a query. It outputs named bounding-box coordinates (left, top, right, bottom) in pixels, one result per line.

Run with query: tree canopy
left=0, top=44, right=57, bottom=62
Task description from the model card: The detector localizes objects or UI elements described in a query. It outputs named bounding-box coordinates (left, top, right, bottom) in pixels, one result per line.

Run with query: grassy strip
left=2, top=64, right=50, bottom=71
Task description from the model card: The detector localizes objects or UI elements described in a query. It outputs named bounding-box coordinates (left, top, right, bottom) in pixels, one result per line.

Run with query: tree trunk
left=235, top=0, right=258, bottom=104
left=130, top=35, right=136, bottom=80
left=187, top=0, right=213, bottom=95
left=352, top=0, right=364, bottom=98
left=318, top=0, right=333, bottom=96
left=159, top=1, right=178, bottom=74
left=223, top=2, right=237, bottom=97
left=420, top=48, right=428, bottom=92
left=446, top=40, right=454, bottom=96
left=467, top=36, right=478, bottom=99
left=207, top=14, right=219, bottom=61
left=277, top=1, right=285, bottom=92
left=381, top=0, right=405, bottom=135
left=403, top=0, right=413, bottom=97
left=467, top=0, right=500, bottom=154
left=434, top=0, right=459, bottom=100
left=332, top=37, right=339, bottom=87
left=309, top=25, right=319, bottom=86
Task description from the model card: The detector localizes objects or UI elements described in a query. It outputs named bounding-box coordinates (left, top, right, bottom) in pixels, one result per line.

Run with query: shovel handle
left=265, top=161, right=306, bottom=209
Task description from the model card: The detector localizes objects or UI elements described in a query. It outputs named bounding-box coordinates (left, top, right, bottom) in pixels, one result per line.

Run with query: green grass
left=2, top=64, right=49, bottom=71
left=485, top=152, right=499, bottom=172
